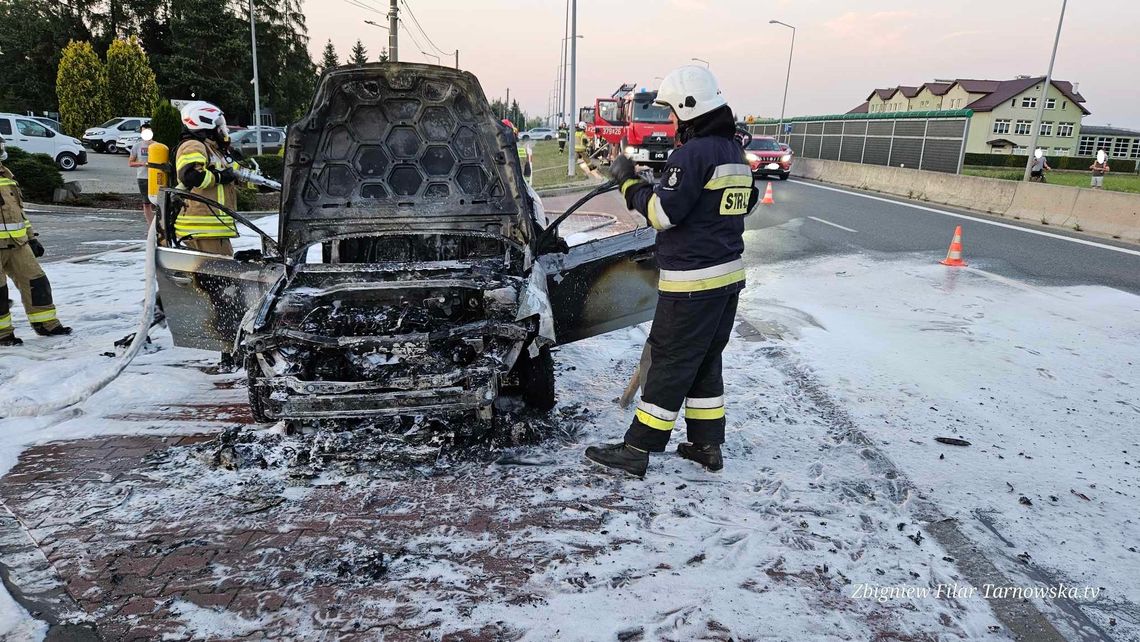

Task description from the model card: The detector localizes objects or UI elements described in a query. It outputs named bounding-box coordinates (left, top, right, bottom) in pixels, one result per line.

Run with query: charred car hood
left=279, top=63, right=534, bottom=258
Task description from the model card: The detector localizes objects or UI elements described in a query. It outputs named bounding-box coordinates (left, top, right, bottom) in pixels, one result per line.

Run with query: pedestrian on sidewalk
left=1030, top=148, right=1051, bottom=183
left=584, top=65, right=758, bottom=478
left=0, top=141, right=73, bottom=346
left=1089, top=149, right=1110, bottom=189
left=129, top=123, right=155, bottom=225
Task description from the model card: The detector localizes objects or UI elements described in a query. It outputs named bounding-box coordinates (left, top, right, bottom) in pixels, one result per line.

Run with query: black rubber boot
left=0, top=334, right=23, bottom=346
left=677, top=442, right=724, bottom=472
left=32, top=323, right=72, bottom=337
left=585, top=442, right=648, bottom=478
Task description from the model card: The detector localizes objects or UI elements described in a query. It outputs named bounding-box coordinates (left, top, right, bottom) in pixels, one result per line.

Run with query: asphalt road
left=751, top=178, right=1140, bottom=295
left=25, top=207, right=146, bottom=261
left=68, top=148, right=139, bottom=194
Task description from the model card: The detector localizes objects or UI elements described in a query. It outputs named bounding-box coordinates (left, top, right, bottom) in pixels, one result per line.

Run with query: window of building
left=1077, top=136, right=1095, bottom=156
left=1053, top=147, right=1069, bottom=156
left=1039, top=122, right=1053, bottom=136
left=993, top=120, right=1011, bottom=135
left=1045, top=98, right=1056, bottom=109
left=1057, top=122, right=1074, bottom=137
left=1013, top=145, right=1028, bottom=154
left=1061, top=101, right=1067, bottom=110
left=1015, top=120, right=1033, bottom=135
left=1097, top=137, right=1114, bottom=154
left=1132, top=140, right=1140, bottom=159
left=1114, top=138, right=1130, bottom=157
left=1021, top=96, right=1037, bottom=108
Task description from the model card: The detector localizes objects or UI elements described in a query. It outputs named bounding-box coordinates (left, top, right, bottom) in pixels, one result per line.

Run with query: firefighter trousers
left=625, top=290, right=740, bottom=452
left=0, top=244, right=62, bottom=338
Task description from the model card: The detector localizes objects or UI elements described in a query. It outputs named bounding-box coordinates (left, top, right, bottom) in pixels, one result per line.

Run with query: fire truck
left=587, top=83, right=676, bottom=170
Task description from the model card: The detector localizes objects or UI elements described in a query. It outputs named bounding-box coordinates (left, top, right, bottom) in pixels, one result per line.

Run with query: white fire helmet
left=1097, top=150, right=1107, bottom=164
left=577, top=121, right=587, bottom=130
left=180, top=101, right=228, bottom=136
left=654, top=65, right=727, bottom=122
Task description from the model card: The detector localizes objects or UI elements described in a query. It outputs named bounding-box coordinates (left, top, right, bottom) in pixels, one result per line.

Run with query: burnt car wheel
left=245, top=354, right=272, bottom=423
left=516, top=345, right=556, bottom=412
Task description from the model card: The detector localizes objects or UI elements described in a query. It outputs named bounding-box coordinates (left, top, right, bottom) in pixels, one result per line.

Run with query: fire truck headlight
left=624, top=146, right=636, bottom=156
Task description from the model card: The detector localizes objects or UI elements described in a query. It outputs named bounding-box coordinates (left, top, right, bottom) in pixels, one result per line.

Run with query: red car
left=745, top=136, right=793, bottom=180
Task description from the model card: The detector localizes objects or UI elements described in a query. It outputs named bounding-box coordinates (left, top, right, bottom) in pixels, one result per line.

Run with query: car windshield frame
left=98, top=118, right=124, bottom=129
left=631, top=100, right=673, bottom=124
left=747, top=138, right=783, bottom=152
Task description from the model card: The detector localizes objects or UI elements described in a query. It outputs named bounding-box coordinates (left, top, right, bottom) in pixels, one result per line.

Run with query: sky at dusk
left=304, top=0, right=1140, bottom=128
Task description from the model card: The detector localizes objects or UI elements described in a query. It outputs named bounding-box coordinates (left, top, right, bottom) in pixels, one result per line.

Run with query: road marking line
left=967, top=267, right=1072, bottom=300
left=807, top=216, right=857, bottom=233
left=792, top=180, right=1140, bottom=258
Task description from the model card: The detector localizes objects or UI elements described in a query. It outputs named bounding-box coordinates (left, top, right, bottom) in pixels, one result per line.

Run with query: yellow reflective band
left=704, top=175, right=755, bottom=190
left=199, top=168, right=216, bottom=189
left=27, top=309, right=57, bottom=323
left=0, top=314, right=11, bottom=329
left=658, top=269, right=745, bottom=293
left=635, top=408, right=676, bottom=431
left=517, top=147, right=528, bottom=158
left=647, top=194, right=673, bottom=230
left=175, top=152, right=208, bottom=169
left=217, top=184, right=225, bottom=206
left=0, top=223, right=28, bottom=240
left=620, top=179, right=641, bottom=196
left=685, top=406, right=725, bottom=420
left=0, top=178, right=18, bottom=186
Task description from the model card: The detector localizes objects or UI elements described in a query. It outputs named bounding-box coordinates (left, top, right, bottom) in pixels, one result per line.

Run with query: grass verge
left=962, top=166, right=1140, bottom=194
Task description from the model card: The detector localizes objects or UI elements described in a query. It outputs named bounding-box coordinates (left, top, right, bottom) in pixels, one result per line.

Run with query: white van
left=82, top=117, right=149, bottom=154
left=0, top=113, right=88, bottom=171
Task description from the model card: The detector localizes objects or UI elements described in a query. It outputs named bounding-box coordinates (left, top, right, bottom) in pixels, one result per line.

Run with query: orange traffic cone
left=761, top=181, right=775, bottom=205
left=940, top=225, right=967, bottom=267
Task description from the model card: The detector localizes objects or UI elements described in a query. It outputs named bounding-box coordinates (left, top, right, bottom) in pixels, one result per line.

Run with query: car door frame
left=14, top=117, right=56, bottom=157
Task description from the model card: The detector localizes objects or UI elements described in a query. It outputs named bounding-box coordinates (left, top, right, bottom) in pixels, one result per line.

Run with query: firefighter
left=0, top=141, right=72, bottom=346
left=502, top=119, right=532, bottom=186
left=585, top=65, right=758, bottom=477
left=174, top=101, right=239, bottom=255
left=574, top=121, right=587, bottom=163
left=558, top=121, right=569, bottom=153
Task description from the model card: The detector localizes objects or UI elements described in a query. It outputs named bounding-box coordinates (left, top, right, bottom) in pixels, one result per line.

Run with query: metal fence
left=747, top=111, right=972, bottom=174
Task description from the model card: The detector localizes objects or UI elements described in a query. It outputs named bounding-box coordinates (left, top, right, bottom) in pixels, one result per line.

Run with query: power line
left=398, top=19, right=436, bottom=63
left=399, top=0, right=449, bottom=55
left=342, top=0, right=384, bottom=15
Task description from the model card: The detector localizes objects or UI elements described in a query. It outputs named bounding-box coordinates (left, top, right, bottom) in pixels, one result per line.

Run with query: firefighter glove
left=212, top=166, right=237, bottom=185
left=608, top=155, right=636, bottom=185
left=29, top=238, right=44, bottom=258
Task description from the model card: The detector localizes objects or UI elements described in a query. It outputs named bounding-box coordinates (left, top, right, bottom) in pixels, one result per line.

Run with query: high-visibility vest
left=0, top=169, right=30, bottom=247
left=574, top=131, right=586, bottom=152
left=174, top=138, right=238, bottom=240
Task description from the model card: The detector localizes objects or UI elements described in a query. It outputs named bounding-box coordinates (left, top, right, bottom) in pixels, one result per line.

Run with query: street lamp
left=1023, top=0, right=1068, bottom=182
left=249, top=0, right=263, bottom=154
left=691, top=57, right=709, bottom=68
left=421, top=51, right=440, bottom=65
left=566, top=0, right=577, bottom=178
left=770, top=20, right=795, bottom=144
left=363, top=19, right=388, bottom=30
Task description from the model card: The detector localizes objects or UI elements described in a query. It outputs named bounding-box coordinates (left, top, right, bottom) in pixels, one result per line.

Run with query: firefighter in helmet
left=0, top=140, right=72, bottom=345
left=574, top=121, right=588, bottom=163
left=585, top=65, right=758, bottom=477
left=174, top=101, right=240, bottom=255
left=502, top=119, right=532, bottom=186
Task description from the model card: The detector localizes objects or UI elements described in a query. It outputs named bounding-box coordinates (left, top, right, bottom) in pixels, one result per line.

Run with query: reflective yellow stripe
left=658, top=269, right=745, bottom=293
left=27, top=309, right=57, bottom=323
left=647, top=194, right=673, bottom=230
left=0, top=314, right=11, bottom=329
left=704, top=175, right=755, bottom=190
left=217, top=184, right=225, bottom=206
left=517, top=147, right=528, bottom=158
left=176, top=152, right=208, bottom=169
left=199, top=168, right=216, bottom=189
left=635, top=408, right=676, bottom=431
left=0, top=178, right=18, bottom=186
left=0, top=221, right=28, bottom=240
left=685, top=407, right=725, bottom=420
left=620, top=179, right=641, bottom=196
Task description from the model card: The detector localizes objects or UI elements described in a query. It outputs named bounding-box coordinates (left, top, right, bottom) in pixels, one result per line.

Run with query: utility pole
left=388, top=0, right=399, bottom=62
left=249, top=0, right=263, bottom=154
left=566, top=0, right=576, bottom=178
left=770, top=20, right=795, bottom=144
left=455, top=50, right=459, bottom=69
left=559, top=0, right=569, bottom=124
left=1024, top=0, right=1067, bottom=181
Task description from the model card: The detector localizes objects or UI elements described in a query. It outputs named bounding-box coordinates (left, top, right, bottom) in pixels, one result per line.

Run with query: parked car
left=229, top=127, right=286, bottom=157
left=117, top=130, right=143, bottom=154
left=82, top=117, right=149, bottom=153
left=745, top=136, right=793, bottom=180
left=32, top=116, right=64, bottom=133
left=154, top=64, right=658, bottom=430
left=0, top=113, right=88, bottom=170
left=519, top=127, right=555, bottom=141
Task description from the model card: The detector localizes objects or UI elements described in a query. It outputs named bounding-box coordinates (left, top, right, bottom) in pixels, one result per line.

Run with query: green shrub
left=151, top=99, right=183, bottom=150
left=235, top=186, right=259, bottom=212
left=250, top=154, right=284, bottom=183
left=3, top=146, right=64, bottom=202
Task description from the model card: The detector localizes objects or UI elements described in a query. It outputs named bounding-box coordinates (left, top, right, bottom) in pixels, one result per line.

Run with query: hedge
left=250, top=154, right=284, bottom=183
left=3, top=147, right=64, bottom=202
left=964, top=152, right=1139, bottom=172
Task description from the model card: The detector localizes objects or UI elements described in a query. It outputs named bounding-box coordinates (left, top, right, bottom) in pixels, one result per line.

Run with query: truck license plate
left=651, top=151, right=666, bottom=160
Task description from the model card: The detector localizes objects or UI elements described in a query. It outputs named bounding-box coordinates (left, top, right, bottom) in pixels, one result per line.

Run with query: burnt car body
left=155, top=63, right=659, bottom=425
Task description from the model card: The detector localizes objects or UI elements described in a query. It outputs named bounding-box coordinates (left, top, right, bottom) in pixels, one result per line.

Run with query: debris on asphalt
left=1018, top=496, right=1033, bottom=506
left=1071, top=489, right=1092, bottom=501
left=934, top=437, right=971, bottom=446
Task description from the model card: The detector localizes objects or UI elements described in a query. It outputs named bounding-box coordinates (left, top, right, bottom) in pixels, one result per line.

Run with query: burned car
left=155, top=63, right=658, bottom=427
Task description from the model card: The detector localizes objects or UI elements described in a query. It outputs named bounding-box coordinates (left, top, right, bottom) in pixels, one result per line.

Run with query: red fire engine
left=585, top=83, right=677, bottom=170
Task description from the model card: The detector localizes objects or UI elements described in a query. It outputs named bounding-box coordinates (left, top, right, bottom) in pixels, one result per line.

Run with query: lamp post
left=421, top=51, right=440, bottom=65
left=690, top=57, right=709, bottom=68
left=249, top=0, right=263, bottom=154
left=1023, top=0, right=1068, bottom=181
left=566, top=0, right=577, bottom=178
left=770, top=20, right=795, bottom=144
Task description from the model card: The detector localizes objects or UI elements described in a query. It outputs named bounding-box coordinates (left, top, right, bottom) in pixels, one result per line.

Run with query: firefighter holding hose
left=173, top=101, right=240, bottom=256
left=585, top=65, right=758, bottom=477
